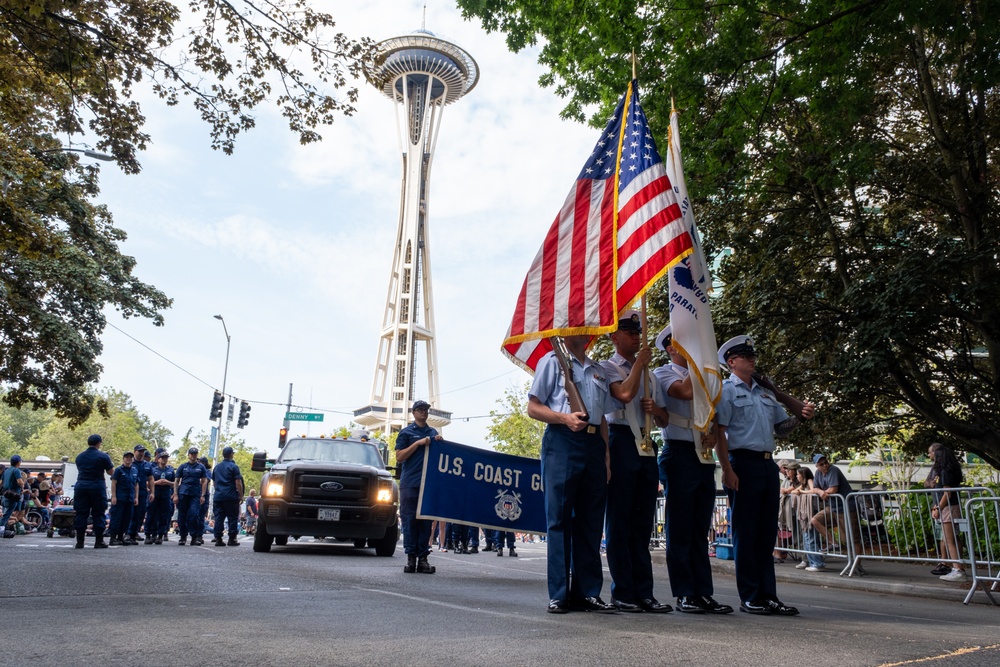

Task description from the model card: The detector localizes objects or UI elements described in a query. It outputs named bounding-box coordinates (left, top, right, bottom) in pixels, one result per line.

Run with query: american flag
left=503, top=80, right=693, bottom=371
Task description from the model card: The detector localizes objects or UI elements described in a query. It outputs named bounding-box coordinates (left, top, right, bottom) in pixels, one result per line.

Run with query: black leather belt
left=729, top=449, right=772, bottom=459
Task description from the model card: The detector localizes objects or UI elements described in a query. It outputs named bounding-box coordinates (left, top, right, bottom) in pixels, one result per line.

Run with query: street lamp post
left=214, top=314, right=231, bottom=466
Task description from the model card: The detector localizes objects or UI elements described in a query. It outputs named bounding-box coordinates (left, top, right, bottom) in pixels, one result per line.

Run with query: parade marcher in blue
left=73, top=434, right=114, bottom=549
left=108, top=452, right=139, bottom=546
left=147, top=451, right=175, bottom=544
left=396, top=399, right=442, bottom=574
left=646, top=325, right=733, bottom=614
left=173, top=447, right=208, bottom=546
left=127, top=445, right=153, bottom=545
left=527, top=334, right=617, bottom=614
left=212, top=446, right=245, bottom=547
left=2, top=455, right=25, bottom=538
left=601, top=312, right=672, bottom=614
left=715, top=335, right=815, bottom=616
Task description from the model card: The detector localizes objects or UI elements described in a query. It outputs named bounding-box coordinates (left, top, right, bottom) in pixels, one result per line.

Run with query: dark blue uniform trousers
left=73, top=488, right=107, bottom=537
left=725, top=451, right=780, bottom=604
left=605, top=425, right=659, bottom=602
left=109, top=499, right=134, bottom=538
left=399, top=486, right=431, bottom=557
left=147, top=494, right=172, bottom=536
left=176, top=495, right=201, bottom=539
left=660, top=439, right=717, bottom=597
left=128, top=492, right=147, bottom=537
left=213, top=499, right=240, bottom=540
left=541, top=424, right=607, bottom=602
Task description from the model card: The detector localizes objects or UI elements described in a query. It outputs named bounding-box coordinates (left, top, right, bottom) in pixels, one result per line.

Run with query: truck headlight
left=266, top=474, right=285, bottom=497
left=376, top=480, right=393, bottom=503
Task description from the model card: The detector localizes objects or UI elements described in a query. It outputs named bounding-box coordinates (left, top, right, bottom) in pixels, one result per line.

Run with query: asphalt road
left=2, top=532, right=998, bottom=667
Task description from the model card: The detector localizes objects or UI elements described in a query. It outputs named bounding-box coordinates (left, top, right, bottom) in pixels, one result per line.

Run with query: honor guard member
left=108, top=452, right=139, bottom=546
left=73, top=434, right=115, bottom=549
left=646, top=326, right=732, bottom=614
left=527, top=334, right=617, bottom=614
left=212, top=446, right=244, bottom=546
left=147, top=451, right=175, bottom=544
left=715, top=335, right=815, bottom=615
left=600, top=312, right=672, bottom=614
left=173, top=447, right=208, bottom=546
left=198, top=456, right=213, bottom=538
left=127, top=445, right=153, bottom=544
left=396, top=400, right=443, bottom=574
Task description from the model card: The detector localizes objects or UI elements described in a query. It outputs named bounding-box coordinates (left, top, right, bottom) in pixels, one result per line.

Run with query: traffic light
left=237, top=400, right=251, bottom=428
left=278, top=427, right=288, bottom=448
left=209, top=390, right=224, bottom=421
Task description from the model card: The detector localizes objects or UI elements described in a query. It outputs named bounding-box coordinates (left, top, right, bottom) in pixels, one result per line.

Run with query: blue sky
left=92, top=1, right=599, bottom=455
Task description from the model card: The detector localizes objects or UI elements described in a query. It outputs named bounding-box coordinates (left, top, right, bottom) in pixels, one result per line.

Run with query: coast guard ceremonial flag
left=665, top=107, right=721, bottom=430
left=502, top=80, right=691, bottom=371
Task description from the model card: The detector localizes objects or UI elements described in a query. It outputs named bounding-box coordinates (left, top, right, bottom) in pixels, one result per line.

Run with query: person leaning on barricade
left=926, top=443, right=967, bottom=583
left=810, top=453, right=860, bottom=559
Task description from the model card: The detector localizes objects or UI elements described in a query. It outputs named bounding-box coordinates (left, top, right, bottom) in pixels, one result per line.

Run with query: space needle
left=354, top=26, right=479, bottom=434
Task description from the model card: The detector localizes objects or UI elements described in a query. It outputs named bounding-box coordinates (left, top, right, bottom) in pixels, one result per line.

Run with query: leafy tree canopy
left=487, top=382, right=545, bottom=458
left=459, top=0, right=1000, bottom=468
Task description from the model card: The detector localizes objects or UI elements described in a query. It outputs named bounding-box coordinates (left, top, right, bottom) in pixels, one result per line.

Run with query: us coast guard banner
left=416, top=440, right=546, bottom=534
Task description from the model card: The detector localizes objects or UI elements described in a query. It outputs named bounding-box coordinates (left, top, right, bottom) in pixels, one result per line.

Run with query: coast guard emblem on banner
left=495, top=489, right=523, bottom=521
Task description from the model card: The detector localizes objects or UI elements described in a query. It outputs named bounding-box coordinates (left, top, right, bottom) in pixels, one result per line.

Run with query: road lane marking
left=876, top=644, right=1000, bottom=667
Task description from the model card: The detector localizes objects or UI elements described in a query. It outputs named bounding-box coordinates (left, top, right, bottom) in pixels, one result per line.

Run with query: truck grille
left=293, top=472, right=371, bottom=504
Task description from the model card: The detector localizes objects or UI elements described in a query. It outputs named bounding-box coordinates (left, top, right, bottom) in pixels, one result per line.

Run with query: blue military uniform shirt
left=112, top=465, right=138, bottom=501
left=529, top=350, right=615, bottom=425
left=212, top=460, right=243, bottom=501
left=395, top=423, right=439, bottom=490
left=75, top=448, right=114, bottom=491
left=176, top=462, right=208, bottom=497
left=151, top=465, right=175, bottom=498
left=716, top=375, right=789, bottom=452
left=133, top=458, right=153, bottom=497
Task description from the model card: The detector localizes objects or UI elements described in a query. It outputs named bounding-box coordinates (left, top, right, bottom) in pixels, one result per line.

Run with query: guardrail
left=962, top=496, right=1000, bottom=605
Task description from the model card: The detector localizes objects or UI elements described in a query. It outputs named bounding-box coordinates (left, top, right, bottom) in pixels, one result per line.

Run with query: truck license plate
left=318, top=508, right=340, bottom=521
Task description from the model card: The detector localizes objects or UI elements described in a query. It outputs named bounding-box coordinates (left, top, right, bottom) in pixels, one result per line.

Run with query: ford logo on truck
left=320, top=481, right=344, bottom=492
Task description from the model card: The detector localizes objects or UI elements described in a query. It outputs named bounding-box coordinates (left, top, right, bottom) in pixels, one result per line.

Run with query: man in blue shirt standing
left=212, top=446, right=245, bottom=547
left=127, top=445, right=153, bottom=545
left=173, top=447, right=208, bottom=546
left=73, top=434, right=115, bottom=549
left=715, top=335, right=815, bottom=616
left=109, top=452, right=139, bottom=546
left=528, top=334, right=617, bottom=615
left=147, top=450, right=175, bottom=544
left=396, top=400, right=442, bottom=574
left=2, top=455, right=25, bottom=538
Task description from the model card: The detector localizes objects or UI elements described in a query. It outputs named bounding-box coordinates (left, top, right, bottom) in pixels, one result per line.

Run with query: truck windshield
left=279, top=440, right=383, bottom=468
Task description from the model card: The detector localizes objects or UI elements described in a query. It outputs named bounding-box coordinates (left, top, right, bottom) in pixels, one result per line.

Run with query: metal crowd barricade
left=842, top=487, right=991, bottom=578
left=962, top=496, right=1000, bottom=605
left=774, top=492, right=853, bottom=570
left=650, top=496, right=666, bottom=549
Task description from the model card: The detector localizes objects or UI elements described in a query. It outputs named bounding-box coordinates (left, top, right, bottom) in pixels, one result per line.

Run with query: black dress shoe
left=638, top=598, right=673, bottom=613
left=697, top=596, right=734, bottom=614
left=611, top=598, right=643, bottom=613
left=676, top=596, right=706, bottom=614
left=764, top=599, right=799, bottom=616
left=576, top=597, right=617, bottom=613
left=739, top=600, right=771, bottom=615
left=547, top=599, right=570, bottom=614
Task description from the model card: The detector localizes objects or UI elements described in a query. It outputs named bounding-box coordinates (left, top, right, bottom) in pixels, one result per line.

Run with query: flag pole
left=641, top=296, right=653, bottom=452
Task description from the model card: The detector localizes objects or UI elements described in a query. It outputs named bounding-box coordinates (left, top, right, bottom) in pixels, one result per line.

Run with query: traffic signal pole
left=214, top=315, right=231, bottom=467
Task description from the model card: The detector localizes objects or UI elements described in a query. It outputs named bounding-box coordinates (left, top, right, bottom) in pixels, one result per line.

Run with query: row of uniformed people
left=73, top=438, right=245, bottom=549
left=528, top=312, right=814, bottom=616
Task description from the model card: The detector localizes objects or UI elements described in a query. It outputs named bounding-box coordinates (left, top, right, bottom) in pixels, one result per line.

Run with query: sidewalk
left=708, top=554, right=998, bottom=606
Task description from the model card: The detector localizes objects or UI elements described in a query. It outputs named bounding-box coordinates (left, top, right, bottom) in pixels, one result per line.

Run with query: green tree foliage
left=459, top=0, right=1000, bottom=468
left=0, top=0, right=376, bottom=171
left=486, top=382, right=544, bottom=458
left=18, top=388, right=172, bottom=460
left=0, top=394, right=53, bottom=457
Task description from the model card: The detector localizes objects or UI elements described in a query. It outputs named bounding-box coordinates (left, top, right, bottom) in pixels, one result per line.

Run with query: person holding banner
left=715, top=336, right=815, bottom=616
left=646, top=326, right=733, bottom=615
left=396, top=399, right=442, bottom=574
left=601, top=311, right=672, bottom=614
left=527, top=335, right=617, bottom=614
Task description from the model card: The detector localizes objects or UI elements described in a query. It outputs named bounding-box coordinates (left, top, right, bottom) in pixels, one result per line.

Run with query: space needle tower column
left=354, top=29, right=478, bottom=434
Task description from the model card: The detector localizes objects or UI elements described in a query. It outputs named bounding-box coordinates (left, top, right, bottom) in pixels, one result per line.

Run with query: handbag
left=3, top=488, right=20, bottom=502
